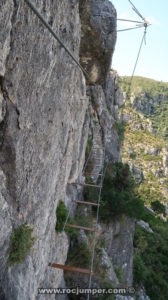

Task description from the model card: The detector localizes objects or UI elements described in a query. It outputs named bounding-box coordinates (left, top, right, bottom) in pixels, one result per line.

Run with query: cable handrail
left=24, top=0, right=94, bottom=84
left=117, top=25, right=144, bottom=32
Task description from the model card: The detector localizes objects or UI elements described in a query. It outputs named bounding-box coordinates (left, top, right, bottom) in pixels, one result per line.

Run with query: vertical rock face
left=101, top=216, right=135, bottom=286
left=0, top=1, right=135, bottom=299
left=104, top=69, right=124, bottom=110
left=88, top=84, right=121, bottom=163
left=0, top=1, right=88, bottom=299
left=79, top=0, right=117, bottom=84
left=0, top=0, right=14, bottom=77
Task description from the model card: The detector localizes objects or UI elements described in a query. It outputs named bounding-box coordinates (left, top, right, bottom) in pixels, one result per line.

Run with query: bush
left=129, top=152, right=136, bottom=159
left=134, top=222, right=168, bottom=300
left=115, top=267, right=122, bottom=283
left=8, top=224, right=34, bottom=265
left=115, top=122, right=125, bottom=143
left=56, top=200, right=68, bottom=232
left=99, top=162, right=145, bottom=222
left=151, top=200, right=166, bottom=215
left=85, top=136, right=93, bottom=159
left=133, top=253, right=148, bottom=285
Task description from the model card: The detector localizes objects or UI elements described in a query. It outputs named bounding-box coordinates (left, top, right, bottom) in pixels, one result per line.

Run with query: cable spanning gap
left=119, top=0, right=151, bottom=93
left=117, top=18, right=144, bottom=24
left=24, top=0, right=94, bottom=84
left=128, top=0, right=147, bottom=23
left=128, top=27, right=147, bottom=93
left=117, top=25, right=144, bottom=32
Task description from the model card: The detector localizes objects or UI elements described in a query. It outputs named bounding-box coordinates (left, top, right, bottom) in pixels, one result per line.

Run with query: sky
left=110, top=0, right=168, bottom=82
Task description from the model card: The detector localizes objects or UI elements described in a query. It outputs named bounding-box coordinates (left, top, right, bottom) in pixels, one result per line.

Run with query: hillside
left=119, top=76, right=168, bottom=208
left=118, top=76, right=168, bottom=300
left=119, top=76, right=168, bottom=143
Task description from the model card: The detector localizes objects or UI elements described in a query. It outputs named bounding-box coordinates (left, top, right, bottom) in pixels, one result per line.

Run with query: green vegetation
left=56, top=200, right=68, bottom=232
left=134, top=220, right=168, bottom=300
left=151, top=200, right=166, bottom=216
left=99, top=162, right=145, bottom=222
left=8, top=224, right=34, bottom=265
left=85, top=136, right=93, bottom=160
left=115, top=122, right=125, bottom=143
left=150, top=102, right=168, bottom=143
left=66, top=211, right=93, bottom=238
left=133, top=253, right=148, bottom=285
left=56, top=200, right=93, bottom=238
left=119, top=76, right=168, bottom=99
left=137, top=178, right=167, bottom=206
left=119, top=76, right=168, bottom=143
left=65, top=210, right=93, bottom=269
left=120, top=93, right=167, bottom=207
left=115, top=267, right=122, bottom=283
left=67, top=240, right=91, bottom=268
left=118, top=75, right=168, bottom=299
left=129, top=152, right=136, bottom=159
left=143, top=154, right=161, bottom=162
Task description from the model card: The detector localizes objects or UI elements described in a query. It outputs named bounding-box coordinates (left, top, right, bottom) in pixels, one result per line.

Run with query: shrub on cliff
left=151, top=200, right=166, bottom=215
left=133, top=253, right=148, bottom=285
left=56, top=200, right=68, bottom=233
left=8, top=224, right=34, bottom=265
left=99, top=162, right=145, bottom=222
left=134, top=222, right=168, bottom=300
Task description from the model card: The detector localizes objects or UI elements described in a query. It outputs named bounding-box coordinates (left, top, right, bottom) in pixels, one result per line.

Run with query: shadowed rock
left=79, top=0, right=117, bottom=84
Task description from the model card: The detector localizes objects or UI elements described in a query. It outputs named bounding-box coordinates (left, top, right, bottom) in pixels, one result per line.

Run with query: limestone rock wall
left=101, top=216, right=135, bottom=286
left=0, top=1, right=88, bottom=299
left=79, top=0, right=117, bottom=84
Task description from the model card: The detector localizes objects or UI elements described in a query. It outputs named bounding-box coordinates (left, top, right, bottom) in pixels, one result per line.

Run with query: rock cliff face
left=79, top=0, right=117, bottom=84
left=0, top=1, right=87, bottom=299
left=0, top=1, right=137, bottom=300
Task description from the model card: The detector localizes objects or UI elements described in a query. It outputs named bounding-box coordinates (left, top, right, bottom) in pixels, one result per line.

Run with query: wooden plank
left=84, top=173, right=103, bottom=176
left=83, top=183, right=101, bottom=188
left=75, top=200, right=99, bottom=206
left=66, top=224, right=95, bottom=232
left=48, top=263, right=91, bottom=275
left=76, top=182, right=101, bottom=188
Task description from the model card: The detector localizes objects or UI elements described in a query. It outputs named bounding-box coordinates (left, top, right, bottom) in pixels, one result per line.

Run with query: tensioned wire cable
left=24, top=0, right=94, bottom=84
left=128, top=27, right=147, bottom=94
left=117, top=25, right=144, bottom=32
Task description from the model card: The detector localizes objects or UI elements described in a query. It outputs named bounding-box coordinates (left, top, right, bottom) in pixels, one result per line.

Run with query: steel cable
left=24, top=0, right=94, bottom=84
